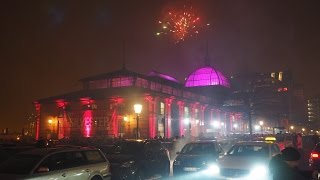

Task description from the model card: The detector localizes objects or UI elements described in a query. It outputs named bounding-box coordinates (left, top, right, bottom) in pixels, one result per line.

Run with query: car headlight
left=250, top=165, right=268, bottom=176
left=120, top=161, right=135, bottom=168
left=173, top=160, right=180, bottom=166
left=203, top=163, right=220, bottom=176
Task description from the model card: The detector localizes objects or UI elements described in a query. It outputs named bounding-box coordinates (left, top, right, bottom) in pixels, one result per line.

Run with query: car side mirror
left=37, top=167, right=49, bottom=173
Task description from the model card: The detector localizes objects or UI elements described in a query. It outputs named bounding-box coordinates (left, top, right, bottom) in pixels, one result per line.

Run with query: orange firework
left=157, top=5, right=209, bottom=43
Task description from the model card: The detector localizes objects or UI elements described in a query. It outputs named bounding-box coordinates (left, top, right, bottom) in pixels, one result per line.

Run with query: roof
left=19, top=147, right=98, bottom=156
left=185, top=66, right=230, bottom=88
left=148, top=70, right=180, bottom=84
left=235, top=141, right=275, bottom=145
left=79, top=68, right=146, bottom=82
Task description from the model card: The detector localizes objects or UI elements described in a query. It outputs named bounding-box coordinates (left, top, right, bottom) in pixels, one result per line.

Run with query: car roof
left=188, top=140, right=217, bottom=144
left=19, top=147, right=99, bottom=156
left=235, top=141, right=275, bottom=146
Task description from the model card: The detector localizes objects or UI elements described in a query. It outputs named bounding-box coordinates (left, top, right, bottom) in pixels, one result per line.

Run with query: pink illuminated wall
left=83, top=110, right=92, bottom=137
left=177, top=101, right=185, bottom=136
left=146, top=96, right=156, bottom=138
left=185, top=67, right=230, bottom=88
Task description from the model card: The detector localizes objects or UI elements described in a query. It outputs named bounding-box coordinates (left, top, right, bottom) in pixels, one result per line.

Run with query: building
left=33, top=63, right=247, bottom=140
left=307, top=95, right=320, bottom=128
left=228, top=70, right=307, bottom=133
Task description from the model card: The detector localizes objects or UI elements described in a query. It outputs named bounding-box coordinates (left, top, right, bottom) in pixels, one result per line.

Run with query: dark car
left=309, top=142, right=320, bottom=170
left=173, top=140, right=224, bottom=177
left=104, top=139, right=170, bottom=180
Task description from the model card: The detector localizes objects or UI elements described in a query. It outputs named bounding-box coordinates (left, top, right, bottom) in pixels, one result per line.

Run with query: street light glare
left=134, top=104, right=142, bottom=114
left=48, top=119, right=52, bottom=124
left=259, top=121, right=264, bottom=126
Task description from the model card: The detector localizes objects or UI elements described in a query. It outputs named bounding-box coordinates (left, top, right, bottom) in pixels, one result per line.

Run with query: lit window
left=278, top=72, right=283, bottom=81
left=160, top=102, right=165, bottom=115
left=184, top=107, right=189, bottom=118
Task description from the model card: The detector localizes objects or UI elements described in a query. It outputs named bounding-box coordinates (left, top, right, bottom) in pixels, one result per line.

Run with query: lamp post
left=259, top=121, right=264, bottom=134
left=134, top=104, right=142, bottom=139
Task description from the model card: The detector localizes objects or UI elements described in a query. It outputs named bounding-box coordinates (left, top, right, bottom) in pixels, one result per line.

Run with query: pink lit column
left=190, top=103, right=196, bottom=138
left=146, top=96, right=156, bottom=138
left=165, top=98, right=172, bottom=138
left=177, top=101, right=185, bottom=136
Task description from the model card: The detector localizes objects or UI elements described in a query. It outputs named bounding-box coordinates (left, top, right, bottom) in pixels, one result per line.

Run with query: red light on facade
left=83, top=110, right=92, bottom=137
left=283, top=87, right=288, bottom=91
left=55, top=99, right=68, bottom=109
left=278, top=88, right=283, bottom=92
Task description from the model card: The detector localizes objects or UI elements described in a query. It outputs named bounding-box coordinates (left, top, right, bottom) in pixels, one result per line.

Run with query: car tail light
left=311, top=152, right=319, bottom=158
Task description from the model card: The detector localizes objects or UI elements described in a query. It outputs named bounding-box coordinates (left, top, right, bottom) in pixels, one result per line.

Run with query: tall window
left=111, top=77, right=133, bottom=87
left=136, top=78, right=149, bottom=88
left=160, top=102, right=165, bottom=115
left=184, top=107, right=189, bottom=118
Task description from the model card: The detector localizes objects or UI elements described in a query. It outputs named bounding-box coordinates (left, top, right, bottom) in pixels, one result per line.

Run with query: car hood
left=175, top=154, right=218, bottom=166
left=218, top=155, right=270, bottom=170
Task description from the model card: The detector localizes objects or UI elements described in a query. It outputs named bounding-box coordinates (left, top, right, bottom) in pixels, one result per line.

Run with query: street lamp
left=259, top=121, right=264, bottom=133
left=302, top=128, right=305, bottom=132
left=134, top=104, right=142, bottom=139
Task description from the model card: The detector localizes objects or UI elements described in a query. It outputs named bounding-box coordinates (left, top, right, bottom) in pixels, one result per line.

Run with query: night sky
left=1, top=0, right=320, bottom=132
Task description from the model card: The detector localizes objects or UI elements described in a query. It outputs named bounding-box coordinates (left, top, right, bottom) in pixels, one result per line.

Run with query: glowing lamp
left=48, top=119, right=52, bottom=124
left=259, top=121, right=264, bottom=126
left=124, top=116, right=128, bottom=122
left=134, top=104, right=142, bottom=114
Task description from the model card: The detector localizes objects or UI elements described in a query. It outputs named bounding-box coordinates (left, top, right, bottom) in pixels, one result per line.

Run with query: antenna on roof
left=204, top=40, right=210, bottom=66
left=122, top=40, right=126, bottom=70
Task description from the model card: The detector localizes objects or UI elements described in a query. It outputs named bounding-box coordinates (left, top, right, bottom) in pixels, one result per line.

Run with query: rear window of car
left=116, top=142, right=144, bottom=155
left=227, top=144, right=269, bottom=157
left=0, top=154, right=42, bottom=174
left=84, top=150, right=106, bottom=163
left=180, top=143, right=216, bottom=155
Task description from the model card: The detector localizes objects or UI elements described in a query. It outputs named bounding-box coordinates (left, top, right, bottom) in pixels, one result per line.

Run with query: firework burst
left=157, top=5, right=209, bottom=43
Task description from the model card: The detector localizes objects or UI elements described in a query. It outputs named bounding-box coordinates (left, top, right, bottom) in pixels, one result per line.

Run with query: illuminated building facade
left=34, top=67, right=245, bottom=140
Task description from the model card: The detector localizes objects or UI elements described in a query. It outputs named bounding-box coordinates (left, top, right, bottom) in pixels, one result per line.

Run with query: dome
left=185, top=66, right=230, bottom=88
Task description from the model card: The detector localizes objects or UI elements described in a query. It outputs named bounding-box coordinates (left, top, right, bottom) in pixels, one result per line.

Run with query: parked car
left=309, top=142, right=320, bottom=170
left=173, top=140, right=224, bottom=177
left=0, top=147, right=111, bottom=180
left=104, top=139, right=170, bottom=180
left=217, top=141, right=281, bottom=179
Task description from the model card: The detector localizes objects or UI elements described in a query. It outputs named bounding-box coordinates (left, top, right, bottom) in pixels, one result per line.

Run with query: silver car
left=217, top=141, right=281, bottom=180
left=0, top=147, right=111, bottom=180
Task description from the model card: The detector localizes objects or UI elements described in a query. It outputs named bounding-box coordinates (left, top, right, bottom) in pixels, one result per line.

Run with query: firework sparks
left=157, top=5, right=209, bottom=43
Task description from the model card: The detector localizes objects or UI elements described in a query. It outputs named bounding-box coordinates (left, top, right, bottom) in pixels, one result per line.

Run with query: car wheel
left=91, top=175, right=103, bottom=180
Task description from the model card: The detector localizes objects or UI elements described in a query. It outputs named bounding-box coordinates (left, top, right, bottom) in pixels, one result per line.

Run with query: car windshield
left=180, top=143, right=216, bottom=155
left=227, top=144, right=269, bottom=157
left=0, top=154, right=42, bottom=174
left=116, top=142, right=144, bottom=155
